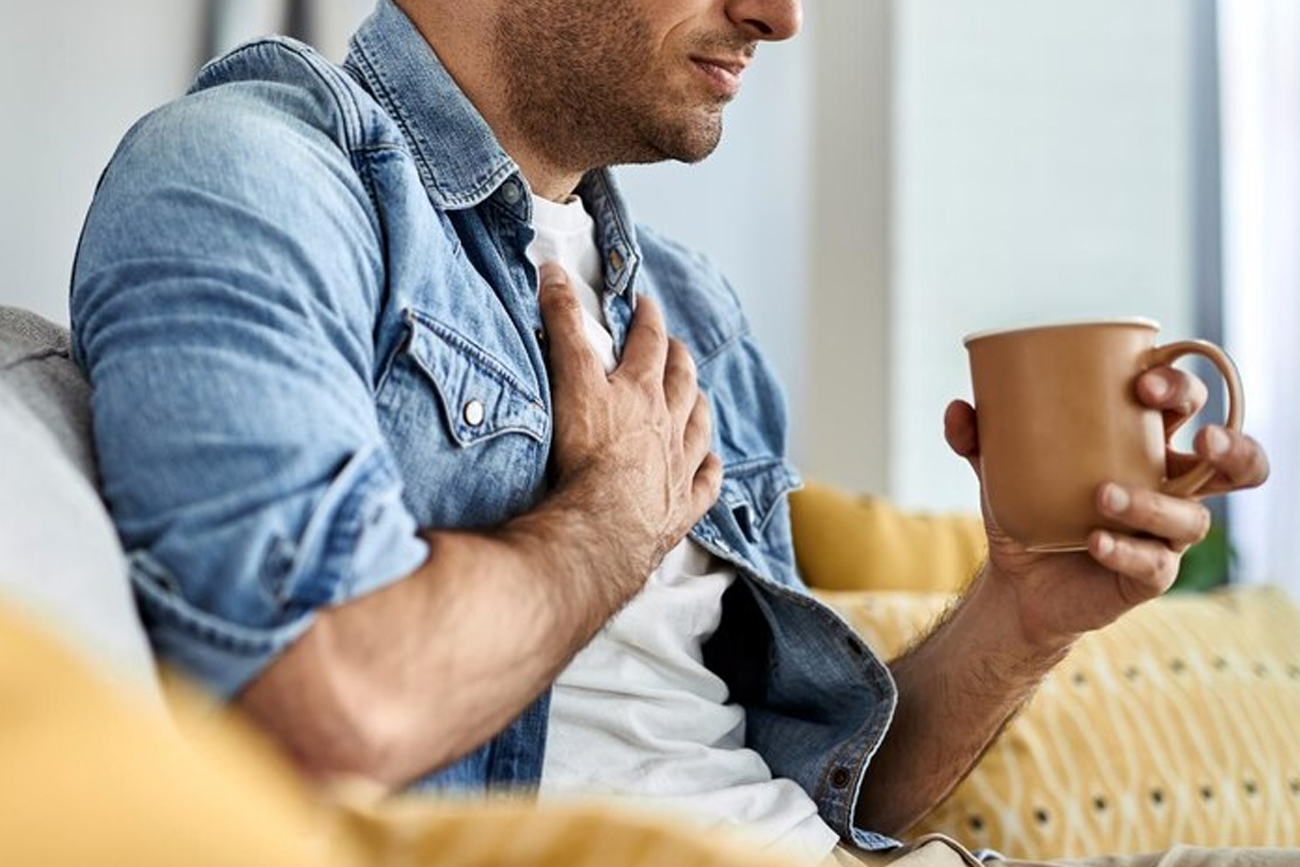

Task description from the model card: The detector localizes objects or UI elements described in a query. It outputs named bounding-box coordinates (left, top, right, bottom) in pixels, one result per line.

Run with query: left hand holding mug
left=945, top=363, right=1270, bottom=650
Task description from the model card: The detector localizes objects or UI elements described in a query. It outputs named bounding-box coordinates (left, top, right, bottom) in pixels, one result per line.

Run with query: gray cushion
left=0, top=307, right=158, bottom=699
left=0, top=307, right=97, bottom=482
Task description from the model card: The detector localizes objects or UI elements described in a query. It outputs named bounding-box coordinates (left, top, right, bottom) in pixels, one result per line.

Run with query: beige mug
left=964, top=318, right=1244, bottom=552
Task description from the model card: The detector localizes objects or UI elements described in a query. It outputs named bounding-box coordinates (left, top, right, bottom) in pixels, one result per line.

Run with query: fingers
left=538, top=264, right=604, bottom=386
left=1164, top=427, right=1270, bottom=497
left=1096, top=482, right=1212, bottom=551
left=944, top=400, right=982, bottom=479
left=1194, top=426, right=1270, bottom=490
left=943, top=400, right=978, bottom=456
left=664, top=338, right=699, bottom=426
left=683, top=390, right=713, bottom=459
left=618, top=294, right=669, bottom=383
left=1137, top=367, right=1209, bottom=437
left=691, top=452, right=724, bottom=516
left=1087, top=530, right=1180, bottom=600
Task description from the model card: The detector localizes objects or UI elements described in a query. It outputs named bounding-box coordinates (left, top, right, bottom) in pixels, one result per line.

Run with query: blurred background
left=0, top=0, right=1294, bottom=592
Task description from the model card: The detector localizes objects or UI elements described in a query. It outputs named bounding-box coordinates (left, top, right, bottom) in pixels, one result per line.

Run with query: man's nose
left=726, top=0, right=802, bottom=42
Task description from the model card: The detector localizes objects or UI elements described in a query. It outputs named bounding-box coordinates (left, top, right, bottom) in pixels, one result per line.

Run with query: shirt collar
left=344, top=0, right=515, bottom=210
left=344, top=0, right=641, bottom=295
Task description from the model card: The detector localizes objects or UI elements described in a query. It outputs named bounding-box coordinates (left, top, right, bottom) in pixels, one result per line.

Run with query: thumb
left=944, top=400, right=982, bottom=477
left=538, top=263, right=601, bottom=387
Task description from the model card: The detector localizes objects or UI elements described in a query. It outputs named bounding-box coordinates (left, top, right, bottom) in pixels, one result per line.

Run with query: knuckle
left=706, top=460, right=724, bottom=491
left=635, top=297, right=665, bottom=324
left=1120, top=538, right=1167, bottom=585
left=1139, top=543, right=1173, bottom=580
left=668, top=338, right=696, bottom=368
left=1193, top=505, right=1213, bottom=542
left=1132, top=489, right=1162, bottom=523
left=693, top=389, right=712, bottom=418
left=1224, top=436, right=1256, bottom=479
left=542, top=292, right=581, bottom=320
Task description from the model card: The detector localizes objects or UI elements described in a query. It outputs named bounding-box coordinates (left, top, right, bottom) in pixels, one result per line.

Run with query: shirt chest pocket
left=377, top=309, right=550, bottom=529
left=719, top=457, right=802, bottom=545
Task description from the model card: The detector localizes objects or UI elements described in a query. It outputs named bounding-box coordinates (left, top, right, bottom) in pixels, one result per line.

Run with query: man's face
left=493, top=0, right=802, bottom=172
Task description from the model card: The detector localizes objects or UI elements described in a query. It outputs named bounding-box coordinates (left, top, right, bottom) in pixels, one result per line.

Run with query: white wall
left=0, top=1, right=206, bottom=325
left=891, top=0, right=1198, bottom=512
left=801, top=0, right=893, bottom=496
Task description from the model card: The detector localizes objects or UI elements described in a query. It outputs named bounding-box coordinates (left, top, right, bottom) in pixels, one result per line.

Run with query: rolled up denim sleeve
left=70, top=77, right=429, bottom=699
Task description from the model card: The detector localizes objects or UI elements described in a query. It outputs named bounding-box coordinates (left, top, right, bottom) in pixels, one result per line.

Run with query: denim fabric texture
left=70, top=0, right=900, bottom=850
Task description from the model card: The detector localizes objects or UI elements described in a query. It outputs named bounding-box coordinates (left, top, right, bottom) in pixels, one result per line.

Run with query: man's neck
left=398, top=0, right=586, bottom=202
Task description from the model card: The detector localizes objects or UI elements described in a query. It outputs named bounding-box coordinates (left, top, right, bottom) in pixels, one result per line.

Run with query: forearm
left=854, top=568, right=1074, bottom=836
left=237, top=486, right=647, bottom=788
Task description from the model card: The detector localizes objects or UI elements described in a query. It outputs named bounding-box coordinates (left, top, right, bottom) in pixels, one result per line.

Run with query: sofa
left=3, top=304, right=1298, bottom=865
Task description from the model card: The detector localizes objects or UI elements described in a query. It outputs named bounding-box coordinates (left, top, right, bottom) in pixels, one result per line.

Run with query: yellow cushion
left=790, top=482, right=986, bottom=593
left=818, top=585, right=1300, bottom=860
left=336, top=795, right=820, bottom=867
left=0, top=598, right=339, bottom=867
left=0, top=599, right=810, bottom=867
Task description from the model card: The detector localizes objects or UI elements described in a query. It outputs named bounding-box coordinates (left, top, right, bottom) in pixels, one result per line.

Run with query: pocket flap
left=722, top=457, right=803, bottom=539
left=403, top=309, right=547, bottom=446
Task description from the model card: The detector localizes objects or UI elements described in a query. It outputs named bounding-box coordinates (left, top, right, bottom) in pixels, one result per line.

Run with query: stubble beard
left=492, top=0, right=728, bottom=174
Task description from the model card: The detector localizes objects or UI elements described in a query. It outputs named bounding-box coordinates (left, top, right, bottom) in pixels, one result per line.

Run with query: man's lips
left=691, top=56, right=748, bottom=98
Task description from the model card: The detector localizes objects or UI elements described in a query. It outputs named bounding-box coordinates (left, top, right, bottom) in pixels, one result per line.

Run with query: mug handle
left=1145, top=340, right=1245, bottom=498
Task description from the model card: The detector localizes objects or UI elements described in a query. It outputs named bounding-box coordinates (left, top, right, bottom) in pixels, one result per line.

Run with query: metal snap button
left=463, top=400, right=486, bottom=427
left=608, top=248, right=625, bottom=271
left=501, top=181, right=522, bottom=205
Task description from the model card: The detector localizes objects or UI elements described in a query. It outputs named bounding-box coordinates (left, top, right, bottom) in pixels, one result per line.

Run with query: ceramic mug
left=964, top=318, right=1245, bottom=552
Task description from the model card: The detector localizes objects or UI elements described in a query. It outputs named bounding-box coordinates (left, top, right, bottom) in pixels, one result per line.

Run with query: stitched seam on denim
left=740, top=577, right=899, bottom=837
left=350, top=149, right=395, bottom=253
left=271, top=445, right=396, bottom=607
left=721, top=457, right=802, bottom=532
left=347, top=41, right=514, bottom=210
left=409, top=310, right=543, bottom=405
left=588, top=172, right=639, bottom=295
left=401, top=316, right=547, bottom=445
left=826, top=699, right=896, bottom=834
left=131, top=554, right=304, bottom=655
left=205, top=39, right=362, bottom=154
left=696, top=327, right=750, bottom=370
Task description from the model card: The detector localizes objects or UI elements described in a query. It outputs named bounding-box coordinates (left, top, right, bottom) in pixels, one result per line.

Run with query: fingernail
left=1102, top=483, right=1130, bottom=514
left=1146, top=373, right=1170, bottom=400
left=1096, top=532, right=1116, bottom=557
left=539, top=263, right=567, bottom=290
left=1206, top=426, right=1230, bottom=458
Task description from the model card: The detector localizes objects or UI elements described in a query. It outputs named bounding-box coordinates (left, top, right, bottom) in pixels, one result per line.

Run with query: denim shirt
left=70, top=0, right=899, bottom=850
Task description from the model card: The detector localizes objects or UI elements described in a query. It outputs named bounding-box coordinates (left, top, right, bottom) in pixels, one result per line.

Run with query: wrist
left=497, top=484, right=650, bottom=621
left=966, top=565, right=1078, bottom=665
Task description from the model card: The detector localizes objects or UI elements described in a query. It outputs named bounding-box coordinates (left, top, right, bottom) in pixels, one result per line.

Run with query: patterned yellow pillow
left=818, top=586, right=1300, bottom=860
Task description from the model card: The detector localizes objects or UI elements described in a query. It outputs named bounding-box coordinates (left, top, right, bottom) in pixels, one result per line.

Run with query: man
left=71, top=0, right=1276, bottom=864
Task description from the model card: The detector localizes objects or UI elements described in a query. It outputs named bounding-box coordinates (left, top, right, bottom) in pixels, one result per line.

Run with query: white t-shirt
left=528, top=193, right=840, bottom=861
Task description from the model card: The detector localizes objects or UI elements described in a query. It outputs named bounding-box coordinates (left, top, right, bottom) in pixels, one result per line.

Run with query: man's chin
left=644, top=117, right=725, bottom=166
